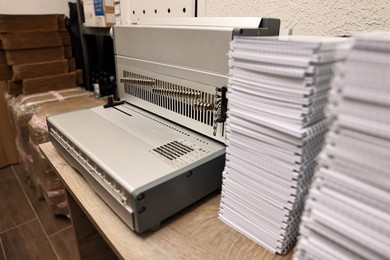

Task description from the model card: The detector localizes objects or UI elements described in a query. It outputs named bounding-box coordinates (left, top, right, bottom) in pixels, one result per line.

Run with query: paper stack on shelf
left=219, top=36, right=347, bottom=254
left=294, top=32, right=390, bottom=260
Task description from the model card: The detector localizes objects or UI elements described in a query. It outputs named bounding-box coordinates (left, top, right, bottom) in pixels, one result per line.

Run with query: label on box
left=83, top=4, right=96, bottom=26
left=114, top=4, right=121, bottom=15
left=105, top=0, right=114, bottom=7
left=106, top=13, right=116, bottom=24
left=95, top=16, right=106, bottom=26
left=94, top=0, right=105, bottom=16
left=84, top=6, right=95, bottom=19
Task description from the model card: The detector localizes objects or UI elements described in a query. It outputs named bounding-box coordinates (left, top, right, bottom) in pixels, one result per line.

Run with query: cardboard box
left=68, top=58, right=76, bottom=72
left=0, top=81, right=19, bottom=168
left=5, top=46, right=65, bottom=65
left=12, top=59, right=69, bottom=80
left=8, top=88, right=93, bottom=204
left=82, top=0, right=96, bottom=27
left=0, top=32, right=63, bottom=50
left=27, top=96, right=104, bottom=216
left=9, top=87, right=92, bottom=149
left=22, top=71, right=77, bottom=95
left=0, top=50, right=6, bottom=65
left=0, top=14, right=60, bottom=33
left=83, top=0, right=117, bottom=27
left=29, top=140, right=61, bottom=191
left=59, top=29, right=71, bottom=45
left=28, top=96, right=104, bottom=144
left=104, top=4, right=116, bottom=27
left=6, top=80, right=23, bottom=96
left=57, top=15, right=66, bottom=30
left=64, top=45, right=73, bottom=58
left=7, top=71, right=77, bottom=96
left=0, top=65, right=12, bottom=80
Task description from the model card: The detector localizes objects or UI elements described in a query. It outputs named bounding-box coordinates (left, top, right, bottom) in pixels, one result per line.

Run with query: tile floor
left=0, top=164, right=80, bottom=260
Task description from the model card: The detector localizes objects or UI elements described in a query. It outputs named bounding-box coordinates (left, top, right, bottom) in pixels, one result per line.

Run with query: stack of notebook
left=219, top=36, right=346, bottom=254
left=294, top=32, right=390, bottom=259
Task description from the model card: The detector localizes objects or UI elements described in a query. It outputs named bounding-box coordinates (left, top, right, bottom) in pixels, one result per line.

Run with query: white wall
left=205, top=0, right=390, bottom=36
left=0, top=0, right=75, bottom=17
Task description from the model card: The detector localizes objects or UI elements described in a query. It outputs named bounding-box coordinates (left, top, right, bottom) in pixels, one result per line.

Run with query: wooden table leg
left=66, top=190, right=118, bottom=260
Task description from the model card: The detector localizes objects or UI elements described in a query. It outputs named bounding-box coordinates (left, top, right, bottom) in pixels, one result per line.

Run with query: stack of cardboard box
left=0, top=14, right=104, bottom=216
left=82, top=0, right=120, bottom=27
left=7, top=88, right=105, bottom=216
left=0, top=14, right=83, bottom=95
left=27, top=95, right=105, bottom=215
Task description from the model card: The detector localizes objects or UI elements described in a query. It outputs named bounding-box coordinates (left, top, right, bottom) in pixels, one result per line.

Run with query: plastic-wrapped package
left=27, top=96, right=104, bottom=217
left=28, top=95, right=104, bottom=144
left=8, top=87, right=91, bottom=152
left=5, top=88, right=93, bottom=212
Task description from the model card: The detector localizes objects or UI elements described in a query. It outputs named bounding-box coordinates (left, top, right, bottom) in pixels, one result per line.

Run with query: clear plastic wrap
left=8, top=87, right=91, bottom=151
left=7, top=88, right=95, bottom=216
left=27, top=95, right=104, bottom=217
left=28, top=95, right=104, bottom=144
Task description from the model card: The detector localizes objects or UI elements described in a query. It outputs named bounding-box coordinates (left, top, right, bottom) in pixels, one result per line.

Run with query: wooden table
left=40, top=142, right=293, bottom=260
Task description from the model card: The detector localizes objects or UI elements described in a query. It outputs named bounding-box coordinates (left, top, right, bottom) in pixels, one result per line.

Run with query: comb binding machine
left=47, top=18, right=280, bottom=233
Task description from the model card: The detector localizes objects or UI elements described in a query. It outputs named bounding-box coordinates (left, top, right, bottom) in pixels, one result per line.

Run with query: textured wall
left=205, top=0, right=390, bottom=36
left=0, top=0, right=75, bottom=16
left=0, top=0, right=388, bottom=35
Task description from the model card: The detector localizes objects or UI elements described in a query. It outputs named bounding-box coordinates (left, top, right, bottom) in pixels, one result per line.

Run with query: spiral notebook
left=294, top=32, right=390, bottom=260
left=218, top=35, right=348, bottom=254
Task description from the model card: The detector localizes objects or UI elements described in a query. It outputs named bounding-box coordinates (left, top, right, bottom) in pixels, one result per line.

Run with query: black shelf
left=81, top=26, right=111, bottom=36
left=76, top=0, right=115, bottom=94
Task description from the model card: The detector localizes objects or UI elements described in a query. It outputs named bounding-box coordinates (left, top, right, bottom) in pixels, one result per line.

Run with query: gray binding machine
left=47, top=17, right=280, bottom=233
